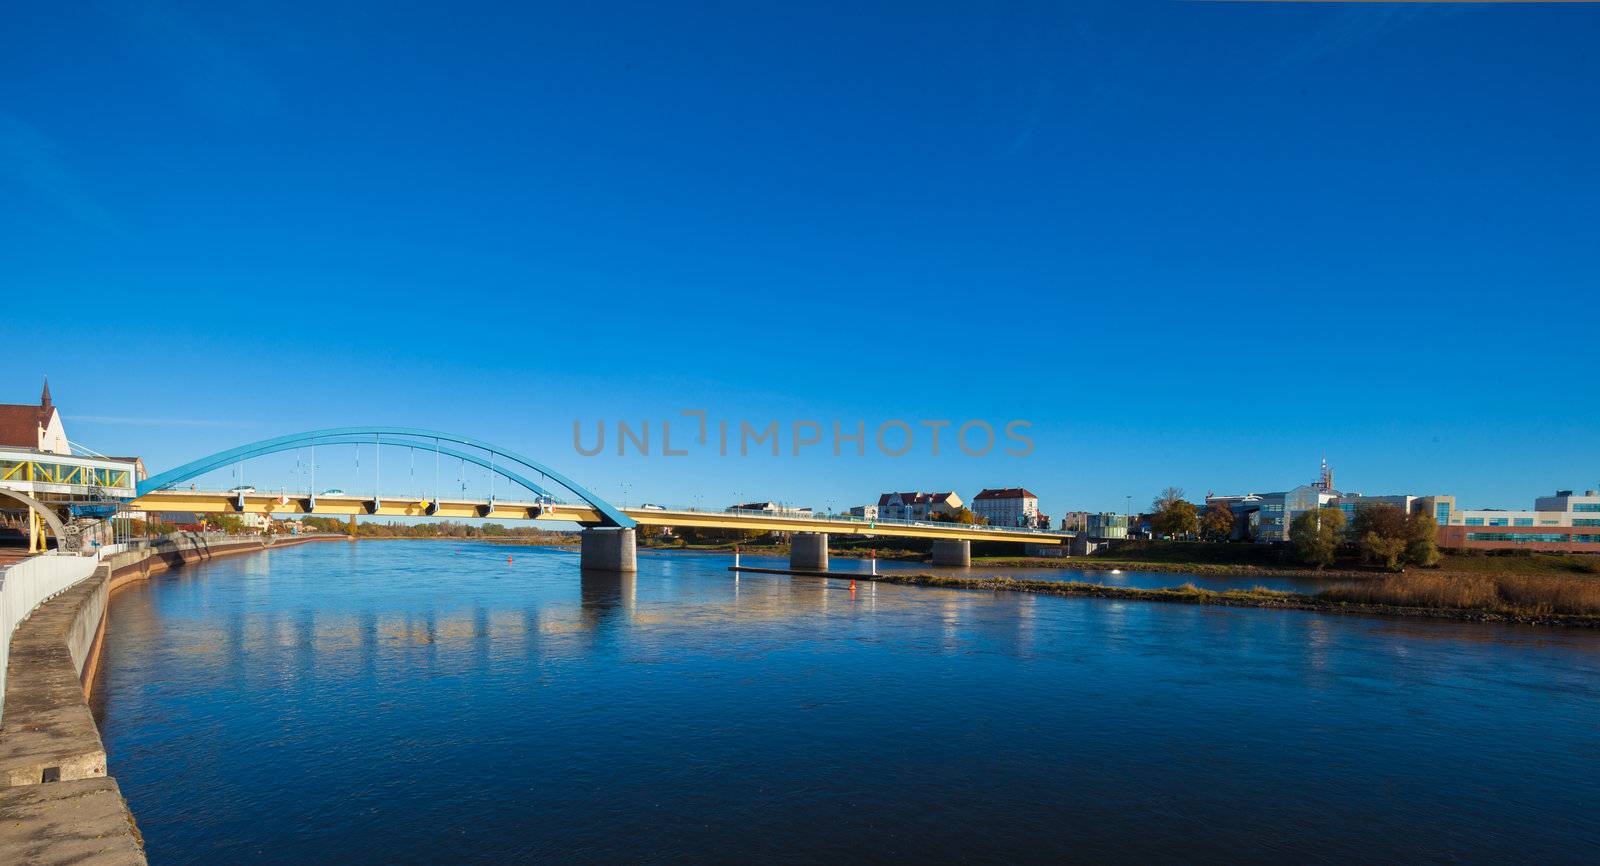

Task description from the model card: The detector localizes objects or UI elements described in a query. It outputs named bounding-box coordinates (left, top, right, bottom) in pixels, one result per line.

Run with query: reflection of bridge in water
left=93, top=557, right=1042, bottom=695
left=126, top=427, right=1071, bottom=573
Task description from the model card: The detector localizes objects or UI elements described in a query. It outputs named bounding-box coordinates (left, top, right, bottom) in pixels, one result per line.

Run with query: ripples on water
left=92, top=541, right=1600, bottom=864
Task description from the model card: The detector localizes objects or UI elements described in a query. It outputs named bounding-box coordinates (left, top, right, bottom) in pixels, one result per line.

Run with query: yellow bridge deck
left=129, top=490, right=1065, bottom=545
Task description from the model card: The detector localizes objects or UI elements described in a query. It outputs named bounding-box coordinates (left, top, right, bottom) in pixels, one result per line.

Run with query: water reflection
left=578, top=568, right=635, bottom=626
left=92, top=541, right=1600, bottom=865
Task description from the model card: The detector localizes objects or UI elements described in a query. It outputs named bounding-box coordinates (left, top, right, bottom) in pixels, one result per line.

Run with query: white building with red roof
left=971, top=487, right=1043, bottom=529
left=0, top=378, right=70, bottom=455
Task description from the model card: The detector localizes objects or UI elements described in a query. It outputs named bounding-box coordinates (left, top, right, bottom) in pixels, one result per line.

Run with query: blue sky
left=3, top=1, right=1597, bottom=515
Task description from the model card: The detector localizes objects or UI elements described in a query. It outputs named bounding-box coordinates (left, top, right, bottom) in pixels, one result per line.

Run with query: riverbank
left=733, top=567, right=1600, bottom=628
left=0, top=533, right=341, bottom=866
left=972, top=556, right=1382, bottom=580
left=977, top=548, right=1600, bottom=583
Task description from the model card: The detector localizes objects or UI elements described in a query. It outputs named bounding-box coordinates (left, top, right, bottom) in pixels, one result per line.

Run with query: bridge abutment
left=790, top=532, right=829, bottom=572
left=580, top=528, right=637, bottom=573
left=930, top=539, right=971, bottom=567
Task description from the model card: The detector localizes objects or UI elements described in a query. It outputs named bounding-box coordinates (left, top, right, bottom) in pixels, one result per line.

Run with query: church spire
left=40, top=375, right=52, bottom=409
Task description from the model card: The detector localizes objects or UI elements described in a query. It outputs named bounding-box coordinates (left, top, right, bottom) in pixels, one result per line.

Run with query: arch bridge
left=129, top=427, right=1066, bottom=572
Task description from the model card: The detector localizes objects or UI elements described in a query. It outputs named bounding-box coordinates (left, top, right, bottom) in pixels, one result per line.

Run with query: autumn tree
left=1200, top=500, right=1236, bottom=541
left=211, top=514, right=245, bottom=535
left=1152, top=487, right=1186, bottom=515
left=1289, top=507, right=1346, bottom=568
left=931, top=507, right=986, bottom=525
left=1152, top=500, right=1199, bottom=539
left=1352, top=504, right=1418, bottom=570
left=1405, top=511, right=1441, bottom=567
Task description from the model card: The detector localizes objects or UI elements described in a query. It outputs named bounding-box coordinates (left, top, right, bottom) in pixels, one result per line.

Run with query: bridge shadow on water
left=578, top=568, right=636, bottom=629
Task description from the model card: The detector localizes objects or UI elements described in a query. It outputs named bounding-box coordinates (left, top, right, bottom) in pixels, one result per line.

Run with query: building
left=1206, top=485, right=1333, bottom=543
left=2, top=380, right=142, bottom=551
left=1205, top=460, right=1444, bottom=544
left=0, top=379, right=70, bottom=455
left=726, top=501, right=814, bottom=518
left=1060, top=511, right=1090, bottom=533
left=848, top=504, right=878, bottom=521
left=1327, top=493, right=1423, bottom=530
left=971, top=488, right=1039, bottom=528
left=874, top=491, right=962, bottom=521
left=1085, top=512, right=1129, bottom=540
left=1435, top=489, right=1600, bottom=552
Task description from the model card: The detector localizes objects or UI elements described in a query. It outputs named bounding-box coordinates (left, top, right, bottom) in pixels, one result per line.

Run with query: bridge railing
left=629, top=504, right=1068, bottom=536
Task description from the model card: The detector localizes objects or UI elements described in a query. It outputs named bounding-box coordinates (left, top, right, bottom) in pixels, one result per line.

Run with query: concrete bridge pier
left=580, top=528, right=637, bottom=573
left=790, top=532, right=829, bottom=572
left=930, top=539, right=971, bottom=567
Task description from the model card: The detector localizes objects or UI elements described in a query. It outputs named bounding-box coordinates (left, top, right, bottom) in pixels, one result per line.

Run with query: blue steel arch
left=164, top=434, right=558, bottom=500
left=136, top=426, right=634, bottom=528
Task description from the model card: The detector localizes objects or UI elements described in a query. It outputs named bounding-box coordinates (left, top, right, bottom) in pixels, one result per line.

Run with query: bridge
left=122, top=427, right=1068, bottom=572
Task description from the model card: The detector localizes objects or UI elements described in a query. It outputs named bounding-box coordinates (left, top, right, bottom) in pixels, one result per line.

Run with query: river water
left=92, top=541, right=1600, bottom=864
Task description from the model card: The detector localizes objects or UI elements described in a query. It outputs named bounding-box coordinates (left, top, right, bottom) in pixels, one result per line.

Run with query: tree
left=1290, top=507, right=1345, bottom=568
left=1405, top=511, right=1440, bottom=567
left=1351, top=504, right=1408, bottom=543
left=1152, top=487, right=1186, bottom=515
left=1200, top=500, right=1236, bottom=541
left=1352, top=504, right=1419, bottom=570
left=211, top=514, right=244, bottom=535
left=1152, top=500, right=1199, bottom=539
left=1362, top=532, right=1408, bottom=571
left=931, top=507, right=986, bottom=525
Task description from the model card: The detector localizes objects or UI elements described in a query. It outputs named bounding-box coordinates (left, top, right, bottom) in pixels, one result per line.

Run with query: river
left=92, top=540, right=1600, bottom=863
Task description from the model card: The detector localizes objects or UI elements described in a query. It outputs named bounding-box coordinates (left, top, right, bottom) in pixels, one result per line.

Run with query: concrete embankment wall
left=0, top=533, right=340, bottom=865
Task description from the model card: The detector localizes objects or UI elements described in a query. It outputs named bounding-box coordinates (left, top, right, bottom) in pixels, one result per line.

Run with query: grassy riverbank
left=978, top=540, right=1600, bottom=581
left=971, top=556, right=1377, bottom=580
left=864, top=572, right=1600, bottom=628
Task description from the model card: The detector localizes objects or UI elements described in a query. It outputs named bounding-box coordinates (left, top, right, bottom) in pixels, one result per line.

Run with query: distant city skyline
left=4, top=374, right=1593, bottom=517
left=4, top=3, right=1596, bottom=514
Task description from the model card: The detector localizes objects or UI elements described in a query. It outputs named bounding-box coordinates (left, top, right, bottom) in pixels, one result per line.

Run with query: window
left=1574, top=504, right=1600, bottom=512
left=1513, top=518, right=1533, bottom=526
left=1575, top=519, right=1600, bottom=527
left=1435, top=503, right=1451, bottom=523
left=1465, top=518, right=1485, bottom=526
left=1465, top=532, right=1600, bottom=544
left=1487, top=517, right=1510, bottom=526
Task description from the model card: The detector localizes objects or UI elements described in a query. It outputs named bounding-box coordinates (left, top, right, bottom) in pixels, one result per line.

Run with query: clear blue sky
left=3, top=1, right=1596, bottom=515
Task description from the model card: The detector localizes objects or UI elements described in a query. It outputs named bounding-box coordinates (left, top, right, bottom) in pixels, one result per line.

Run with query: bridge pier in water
left=930, top=539, right=971, bottom=567
left=579, top=528, right=637, bottom=573
left=790, top=532, right=829, bottom=572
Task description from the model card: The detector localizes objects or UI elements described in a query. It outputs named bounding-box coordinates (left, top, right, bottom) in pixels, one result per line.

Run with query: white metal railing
left=0, top=551, right=102, bottom=723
